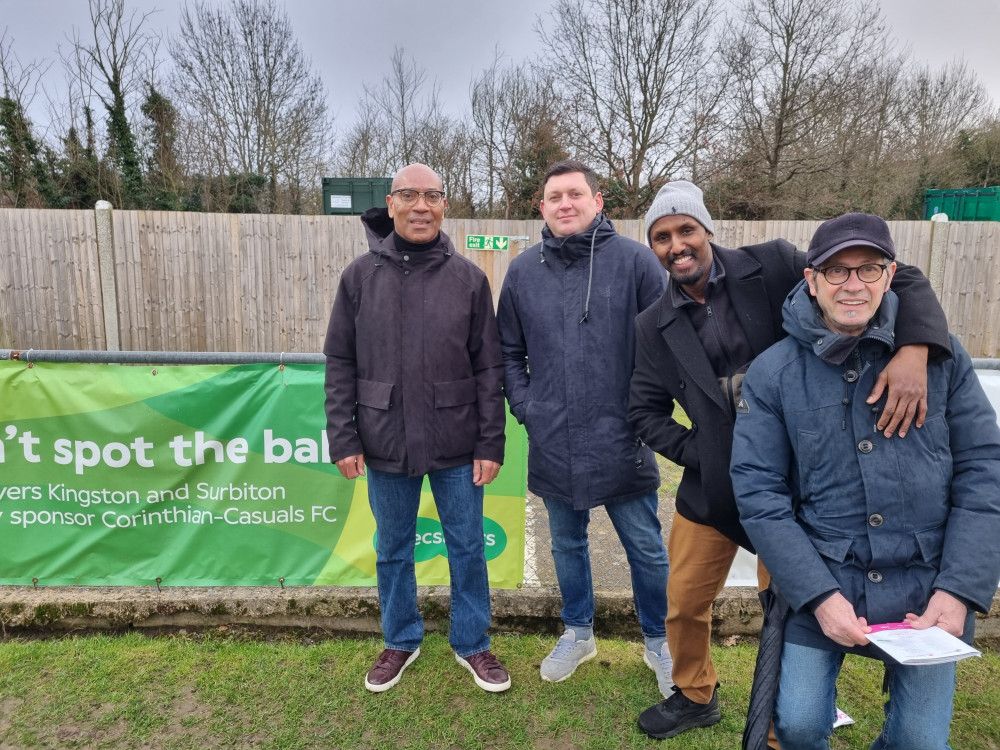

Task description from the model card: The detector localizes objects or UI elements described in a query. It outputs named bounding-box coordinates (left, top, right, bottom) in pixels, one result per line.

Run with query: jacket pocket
left=432, top=377, right=479, bottom=460
left=356, top=379, right=399, bottom=461
left=914, top=523, right=946, bottom=567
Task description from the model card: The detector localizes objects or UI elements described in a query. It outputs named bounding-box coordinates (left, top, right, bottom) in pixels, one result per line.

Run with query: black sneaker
left=637, top=684, right=721, bottom=739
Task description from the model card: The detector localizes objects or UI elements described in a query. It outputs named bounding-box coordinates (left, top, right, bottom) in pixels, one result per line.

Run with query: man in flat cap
left=730, top=213, right=1000, bottom=749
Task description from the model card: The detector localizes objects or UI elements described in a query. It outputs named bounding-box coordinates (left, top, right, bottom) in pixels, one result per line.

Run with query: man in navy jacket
left=731, top=213, right=1000, bottom=749
left=498, top=160, right=672, bottom=696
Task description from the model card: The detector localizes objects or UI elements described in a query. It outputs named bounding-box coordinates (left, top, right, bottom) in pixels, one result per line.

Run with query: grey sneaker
left=540, top=629, right=597, bottom=682
left=643, top=643, right=675, bottom=697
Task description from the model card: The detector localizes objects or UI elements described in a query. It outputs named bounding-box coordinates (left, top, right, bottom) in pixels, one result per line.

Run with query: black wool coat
left=324, top=208, right=505, bottom=477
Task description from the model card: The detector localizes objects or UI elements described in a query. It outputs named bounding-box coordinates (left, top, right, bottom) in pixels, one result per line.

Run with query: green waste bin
left=322, top=177, right=393, bottom=215
left=923, top=187, right=1000, bottom=221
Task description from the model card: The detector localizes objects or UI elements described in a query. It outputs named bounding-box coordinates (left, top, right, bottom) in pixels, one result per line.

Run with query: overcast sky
left=2, top=0, right=999, bottom=129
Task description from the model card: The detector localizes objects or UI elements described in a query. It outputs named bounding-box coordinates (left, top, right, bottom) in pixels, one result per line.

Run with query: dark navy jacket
left=732, top=283, right=1000, bottom=652
left=497, top=214, right=665, bottom=509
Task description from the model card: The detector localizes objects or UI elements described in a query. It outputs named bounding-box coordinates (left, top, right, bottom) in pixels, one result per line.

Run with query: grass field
left=0, top=629, right=997, bottom=749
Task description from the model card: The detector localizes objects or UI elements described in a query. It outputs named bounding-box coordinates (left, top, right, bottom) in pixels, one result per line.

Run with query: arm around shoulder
left=889, top=263, right=951, bottom=359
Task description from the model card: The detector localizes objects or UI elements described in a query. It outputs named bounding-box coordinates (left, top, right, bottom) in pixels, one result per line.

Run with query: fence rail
left=1, top=207, right=998, bottom=357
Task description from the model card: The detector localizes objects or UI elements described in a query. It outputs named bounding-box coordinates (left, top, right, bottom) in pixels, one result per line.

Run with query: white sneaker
left=540, top=629, right=597, bottom=682
left=644, top=643, right=675, bottom=697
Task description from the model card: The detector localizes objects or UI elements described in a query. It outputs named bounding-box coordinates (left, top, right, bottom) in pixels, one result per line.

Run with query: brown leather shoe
left=364, top=647, right=420, bottom=692
left=455, top=650, right=511, bottom=692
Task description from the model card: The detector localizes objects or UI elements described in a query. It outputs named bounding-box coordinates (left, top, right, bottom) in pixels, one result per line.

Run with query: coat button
left=867, top=570, right=883, bottom=583
left=690, top=422, right=697, bottom=433
left=403, top=254, right=410, bottom=261
left=868, top=513, right=884, bottom=527
left=404, top=270, right=410, bottom=276
left=844, top=370, right=858, bottom=382
left=679, top=380, right=686, bottom=389
left=858, top=439, right=873, bottom=453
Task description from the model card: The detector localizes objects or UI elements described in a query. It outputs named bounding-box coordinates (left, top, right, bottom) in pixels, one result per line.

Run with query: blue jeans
left=366, top=464, right=491, bottom=658
left=542, top=491, right=668, bottom=638
left=775, top=642, right=956, bottom=750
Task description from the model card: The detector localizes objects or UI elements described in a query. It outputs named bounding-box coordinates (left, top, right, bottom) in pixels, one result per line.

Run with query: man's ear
left=804, top=267, right=818, bottom=297
left=885, top=261, right=897, bottom=289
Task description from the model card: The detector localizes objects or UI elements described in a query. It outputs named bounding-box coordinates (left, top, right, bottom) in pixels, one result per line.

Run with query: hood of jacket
left=360, top=206, right=453, bottom=271
left=538, top=212, right=621, bottom=324
left=781, top=279, right=898, bottom=365
left=539, top=212, right=618, bottom=263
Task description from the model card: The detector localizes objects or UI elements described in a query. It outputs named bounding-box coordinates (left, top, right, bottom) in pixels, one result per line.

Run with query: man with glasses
left=629, top=186, right=951, bottom=740
left=324, top=163, right=510, bottom=693
left=730, top=212, right=1000, bottom=749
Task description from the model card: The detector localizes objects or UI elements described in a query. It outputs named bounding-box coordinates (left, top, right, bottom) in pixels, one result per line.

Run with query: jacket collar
left=651, top=243, right=786, bottom=415
left=361, top=207, right=453, bottom=271
left=539, top=212, right=617, bottom=265
left=782, top=280, right=898, bottom=365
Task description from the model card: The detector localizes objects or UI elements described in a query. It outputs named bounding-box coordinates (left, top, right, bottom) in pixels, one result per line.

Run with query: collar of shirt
left=669, top=257, right=725, bottom=308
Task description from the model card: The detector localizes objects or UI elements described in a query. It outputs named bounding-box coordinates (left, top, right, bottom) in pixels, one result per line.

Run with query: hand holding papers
left=867, top=622, right=981, bottom=665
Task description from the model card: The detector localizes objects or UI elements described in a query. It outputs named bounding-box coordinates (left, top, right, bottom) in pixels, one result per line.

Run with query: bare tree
left=169, top=0, right=332, bottom=213
left=470, top=54, right=569, bottom=218
left=535, top=0, right=722, bottom=215
left=719, top=0, right=895, bottom=218
left=62, top=0, right=161, bottom=207
left=0, top=31, right=52, bottom=206
left=334, top=46, right=461, bottom=189
left=333, top=97, right=396, bottom=178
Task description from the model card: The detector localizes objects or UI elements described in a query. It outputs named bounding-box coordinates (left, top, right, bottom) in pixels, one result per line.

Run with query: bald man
left=324, top=164, right=510, bottom=693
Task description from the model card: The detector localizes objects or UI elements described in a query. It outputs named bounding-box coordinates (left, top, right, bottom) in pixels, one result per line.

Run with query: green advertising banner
left=0, top=361, right=527, bottom=588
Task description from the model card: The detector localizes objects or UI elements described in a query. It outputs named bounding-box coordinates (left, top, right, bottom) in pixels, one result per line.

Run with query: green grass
left=0, top=630, right=997, bottom=749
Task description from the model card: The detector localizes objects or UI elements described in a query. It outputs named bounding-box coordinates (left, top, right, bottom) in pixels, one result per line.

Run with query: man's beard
left=668, top=256, right=706, bottom=288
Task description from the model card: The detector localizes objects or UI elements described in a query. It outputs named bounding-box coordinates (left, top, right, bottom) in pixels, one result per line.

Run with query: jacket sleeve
left=323, top=274, right=364, bottom=464
left=497, top=267, right=531, bottom=424
left=468, top=275, right=506, bottom=464
left=636, top=249, right=667, bottom=313
left=628, top=315, right=698, bottom=468
left=730, top=361, right=841, bottom=613
left=933, top=338, right=1000, bottom=612
left=888, top=263, right=952, bottom=359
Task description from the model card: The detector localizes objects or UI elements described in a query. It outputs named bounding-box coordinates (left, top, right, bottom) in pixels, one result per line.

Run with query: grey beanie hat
left=644, top=181, right=714, bottom=242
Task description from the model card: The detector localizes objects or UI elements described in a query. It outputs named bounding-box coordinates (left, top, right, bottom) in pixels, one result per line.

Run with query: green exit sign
left=466, top=235, right=510, bottom=251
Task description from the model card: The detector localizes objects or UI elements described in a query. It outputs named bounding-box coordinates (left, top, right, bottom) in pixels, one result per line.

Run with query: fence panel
left=2, top=208, right=998, bottom=357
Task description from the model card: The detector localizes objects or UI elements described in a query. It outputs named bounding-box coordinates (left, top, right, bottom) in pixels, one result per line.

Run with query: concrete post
left=928, top=213, right=949, bottom=300
left=94, top=200, right=121, bottom=351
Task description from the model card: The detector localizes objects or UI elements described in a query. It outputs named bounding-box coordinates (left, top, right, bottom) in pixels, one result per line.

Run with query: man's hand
left=905, top=591, right=968, bottom=638
left=335, top=453, right=365, bottom=479
left=473, top=459, right=501, bottom=486
left=867, top=344, right=928, bottom=438
left=814, top=592, right=871, bottom=647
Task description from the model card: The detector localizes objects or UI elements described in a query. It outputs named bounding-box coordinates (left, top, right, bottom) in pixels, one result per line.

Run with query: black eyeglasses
left=812, top=263, right=888, bottom=285
left=390, top=189, right=446, bottom=207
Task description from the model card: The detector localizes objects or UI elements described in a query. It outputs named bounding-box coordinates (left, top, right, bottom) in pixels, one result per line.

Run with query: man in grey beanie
left=628, top=182, right=952, bottom=740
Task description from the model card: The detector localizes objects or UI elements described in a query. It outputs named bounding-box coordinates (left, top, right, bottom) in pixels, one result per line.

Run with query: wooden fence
left=1, top=208, right=997, bottom=357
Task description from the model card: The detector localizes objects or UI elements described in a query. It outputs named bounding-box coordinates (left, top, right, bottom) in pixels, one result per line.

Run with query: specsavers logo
left=375, top=516, right=507, bottom=562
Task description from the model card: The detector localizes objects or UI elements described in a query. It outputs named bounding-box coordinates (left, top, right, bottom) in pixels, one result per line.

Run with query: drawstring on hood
left=538, top=213, right=607, bottom=324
